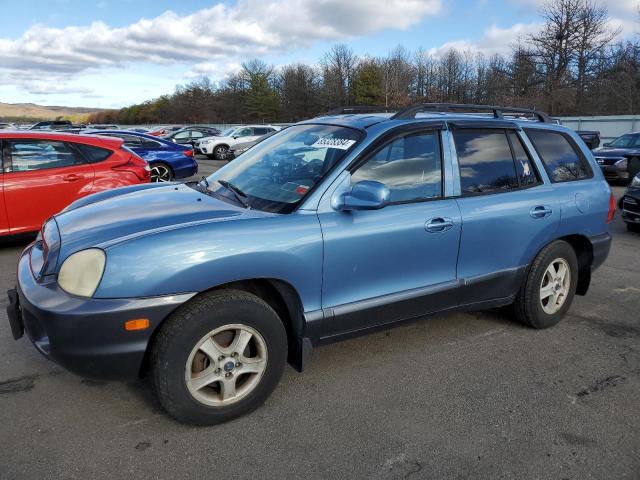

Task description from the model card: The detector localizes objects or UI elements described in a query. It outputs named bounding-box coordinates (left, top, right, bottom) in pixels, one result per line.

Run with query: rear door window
left=525, top=129, right=592, bottom=182
left=5, top=140, right=85, bottom=172
left=453, top=129, right=519, bottom=195
left=508, top=132, right=540, bottom=187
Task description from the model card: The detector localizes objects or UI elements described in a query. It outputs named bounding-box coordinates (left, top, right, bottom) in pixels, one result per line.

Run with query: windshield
left=206, top=124, right=363, bottom=213
left=609, top=134, right=640, bottom=148
left=221, top=128, right=236, bottom=137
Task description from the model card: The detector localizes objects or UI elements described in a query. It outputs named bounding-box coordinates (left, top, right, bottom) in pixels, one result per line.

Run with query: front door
left=317, top=129, right=462, bottom=340
left=2, top=139, right=95, bottom=234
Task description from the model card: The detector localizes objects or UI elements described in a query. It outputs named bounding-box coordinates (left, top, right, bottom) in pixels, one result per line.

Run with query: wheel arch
left=142, top=277, right=309, bottom=377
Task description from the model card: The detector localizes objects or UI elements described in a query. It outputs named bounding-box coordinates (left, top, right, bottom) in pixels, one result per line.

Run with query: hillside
left=0, top=102, right=106, bottom=122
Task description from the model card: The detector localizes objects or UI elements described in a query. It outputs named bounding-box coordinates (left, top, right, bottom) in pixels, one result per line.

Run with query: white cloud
left=429, top=22, right=542, bottom=58
left=0, top=0, right=442, bottom=95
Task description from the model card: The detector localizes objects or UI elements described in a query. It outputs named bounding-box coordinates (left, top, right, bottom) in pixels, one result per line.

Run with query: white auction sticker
left=310, top=137, right=357, bottom=150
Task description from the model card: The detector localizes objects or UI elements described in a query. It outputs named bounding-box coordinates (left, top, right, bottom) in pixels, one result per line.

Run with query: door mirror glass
left=333, top=180, right=390, bottom=211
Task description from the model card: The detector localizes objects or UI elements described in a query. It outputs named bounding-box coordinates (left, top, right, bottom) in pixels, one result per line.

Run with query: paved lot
left=0, top=175, right=638, bottom=479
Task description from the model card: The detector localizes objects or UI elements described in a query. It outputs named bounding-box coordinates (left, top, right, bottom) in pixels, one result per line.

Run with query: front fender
left=95, top=213, right=323, bottom=312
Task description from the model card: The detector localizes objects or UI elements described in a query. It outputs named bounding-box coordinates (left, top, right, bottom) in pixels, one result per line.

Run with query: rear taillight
left=184, top=149, right=194, bottom=157
left=607, top=192, right=616, bottom=223
left=113, top=149, right=151, bottom=182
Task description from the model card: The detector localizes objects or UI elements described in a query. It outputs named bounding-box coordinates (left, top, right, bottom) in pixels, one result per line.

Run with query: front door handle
left=530, top=205, right=553, bottom=218
left=63, top=174, right=80, bottom=182
left=425, top=217, right=454, bottom=233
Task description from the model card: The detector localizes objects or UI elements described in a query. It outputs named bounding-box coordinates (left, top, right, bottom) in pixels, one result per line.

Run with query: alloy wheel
left=185, top=324, right=268, bottom=407
left=539, top=258, right=571, bottom=315
left=150, top=164, right=172, bottom=182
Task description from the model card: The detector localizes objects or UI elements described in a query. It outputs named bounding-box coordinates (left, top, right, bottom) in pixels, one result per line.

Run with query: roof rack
left=322, top=105, right=398, bottom=116
left=391, top=103, right=552, bottom=123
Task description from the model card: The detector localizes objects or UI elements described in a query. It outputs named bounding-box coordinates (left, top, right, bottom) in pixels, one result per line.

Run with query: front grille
left=623, top=198, right=640, bottom=214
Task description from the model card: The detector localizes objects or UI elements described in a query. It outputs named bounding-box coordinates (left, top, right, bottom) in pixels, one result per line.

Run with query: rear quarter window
left=525, top=129, right=592, bottom=183
left=76, top=143, right=112, bottom=163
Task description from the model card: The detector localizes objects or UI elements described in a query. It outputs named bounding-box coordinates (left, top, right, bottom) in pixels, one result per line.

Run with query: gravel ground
left=0, top=174, right=638, bottom=480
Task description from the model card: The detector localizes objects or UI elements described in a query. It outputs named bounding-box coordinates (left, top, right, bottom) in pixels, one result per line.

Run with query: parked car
left=0, top=122, right=17, bottom=130
left=28, top=120, right=72, bottom=131
left=0, top=131, right=149, bottom=236
left=227, top=129, right=281, bottom=159
left=88, top=124, right=119, bottom=130
left=8, top=104, right=613, bottom=425
left=620, top=173, right=640, bottom=232
left=196, top=125, right=280, bottom=160
left=592, top=132, right=640, bottom=182
left=148, top=125, right=181, bottom=136
left=163, top=126, right=221, bottom=148
left=128, top=127, right=150, bottom=134
left=577, top=130, right=600, bottom=149
left=87, top=130, right=198, bottom=182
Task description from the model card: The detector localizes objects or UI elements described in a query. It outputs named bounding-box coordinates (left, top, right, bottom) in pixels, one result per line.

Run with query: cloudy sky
left=0, top=0, right=637, bottom=108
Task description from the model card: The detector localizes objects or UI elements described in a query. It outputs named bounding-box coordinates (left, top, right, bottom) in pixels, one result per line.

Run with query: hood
left=54, top=183, right=261, bottom=261
left=592, top=147, right=638, bottom=157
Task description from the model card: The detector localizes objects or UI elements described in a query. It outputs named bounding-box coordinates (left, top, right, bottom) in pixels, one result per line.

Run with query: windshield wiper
left=218, top=179, right=251, bottom=209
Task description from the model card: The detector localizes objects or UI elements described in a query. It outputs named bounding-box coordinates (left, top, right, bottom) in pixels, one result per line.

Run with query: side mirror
left=603, top=142, right=611, bottom=147
left=233, top=136, right=238, bottom=140
left=332, top=180, right=390, bottom=211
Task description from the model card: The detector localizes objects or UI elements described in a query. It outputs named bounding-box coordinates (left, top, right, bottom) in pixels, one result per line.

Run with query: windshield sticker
left=310, top=137, right=356, bottom=150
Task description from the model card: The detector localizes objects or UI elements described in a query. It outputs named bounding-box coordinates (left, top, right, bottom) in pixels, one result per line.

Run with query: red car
left=0, top=131, right=150, bottom=236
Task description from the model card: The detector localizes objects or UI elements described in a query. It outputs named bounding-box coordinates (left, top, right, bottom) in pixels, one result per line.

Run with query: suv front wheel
left=514, top=240, right=578, bottom=329
left=150, top=290, right=287, bottom=425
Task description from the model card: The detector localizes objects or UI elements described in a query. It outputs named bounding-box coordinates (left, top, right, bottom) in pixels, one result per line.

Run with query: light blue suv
left=8, top=104, right=614, bottom=425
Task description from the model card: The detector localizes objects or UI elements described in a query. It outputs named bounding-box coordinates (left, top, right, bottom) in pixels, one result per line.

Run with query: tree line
left=88, top=0, right=640, bottom=125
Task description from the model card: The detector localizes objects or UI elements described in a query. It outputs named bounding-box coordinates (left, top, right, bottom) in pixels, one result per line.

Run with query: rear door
left=452, top=126, right=561, bottom=304
left=2, top=138, right=95, bottom=234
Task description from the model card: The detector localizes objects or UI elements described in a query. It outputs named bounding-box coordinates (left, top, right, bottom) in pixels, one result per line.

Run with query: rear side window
left=76, top=144, right=112, bottom=163
left=141, top=138, right=162, bottom=148
left=454, top=129, right=518, bottom=195
left=525, top=129, right=592, bottom=182
left=352, top=131, right=442, bottom=202
left=4, top=140, right=84, bottom=172
left=254, top=128, right=271, bottom=135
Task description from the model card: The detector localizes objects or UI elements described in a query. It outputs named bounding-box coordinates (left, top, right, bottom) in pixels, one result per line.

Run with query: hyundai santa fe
left=7, top=104, right=613, bottom=425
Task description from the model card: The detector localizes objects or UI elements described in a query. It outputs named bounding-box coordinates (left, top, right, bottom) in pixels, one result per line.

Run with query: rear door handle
left=530, top=205, right=552, bottom=218
left=63, top=174, right=80, bottom=182
left=425, top=217, right=454, bottom=233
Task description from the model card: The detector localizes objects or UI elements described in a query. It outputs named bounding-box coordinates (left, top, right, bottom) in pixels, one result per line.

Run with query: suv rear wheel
left=150, top=290, right=287, bottom=425
left=513, top=240, right=578, bottom=329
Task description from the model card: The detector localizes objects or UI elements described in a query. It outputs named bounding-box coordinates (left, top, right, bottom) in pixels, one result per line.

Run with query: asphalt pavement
left=0, top=169, right=638, bottom=479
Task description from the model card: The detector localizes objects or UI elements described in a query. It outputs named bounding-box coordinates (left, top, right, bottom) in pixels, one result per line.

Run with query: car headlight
left=201, top=140, right=212, bottom=145
left=615, top=158, right=628, bottom=170
left=58, top=249, right=106, bottom=297
left=631, top=175, right=640, bottom=188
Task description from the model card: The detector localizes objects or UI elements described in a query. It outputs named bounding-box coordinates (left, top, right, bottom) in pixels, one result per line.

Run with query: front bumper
left=10, top=246, right=194, bottom=380
left=598, top=164, right=628, bottom=181
left=621, top=191, right=640, bottom=224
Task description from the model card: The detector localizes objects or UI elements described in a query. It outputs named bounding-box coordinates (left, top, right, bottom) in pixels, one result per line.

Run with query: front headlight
left=631, top=175, right=640, bottom=188
left=201, top=140, right=212, bottom=145
left=58, top=249, right=106, bottom=297
left=615, top=158, right=628, bottom=170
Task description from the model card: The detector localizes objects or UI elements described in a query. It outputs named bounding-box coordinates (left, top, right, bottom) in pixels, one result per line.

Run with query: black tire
left=149, top=162, right=174, bottom=182
left=150, top=289, right=287, bottom=425
left=627, top=223, right=640, bottom=233
left=213, top=145, right=229, bottom=160
left=513, top=240, right=578, bottom=329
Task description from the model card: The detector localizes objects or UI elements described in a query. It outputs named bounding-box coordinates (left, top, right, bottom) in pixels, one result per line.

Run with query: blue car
left=592, top=132, right=640, bottom=182
left=8, top=104, right=613, bottom=425
left=89, top=130, right=198, bottom=182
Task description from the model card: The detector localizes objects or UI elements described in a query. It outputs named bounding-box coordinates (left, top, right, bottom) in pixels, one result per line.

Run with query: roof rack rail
left=391, top=103, right=552, bottom=123
left=322, top=105, right=398, bottom=116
